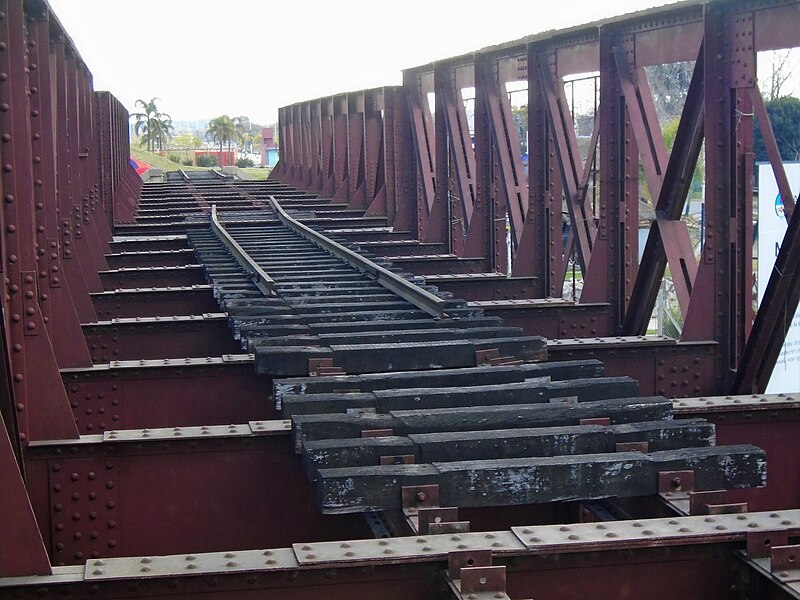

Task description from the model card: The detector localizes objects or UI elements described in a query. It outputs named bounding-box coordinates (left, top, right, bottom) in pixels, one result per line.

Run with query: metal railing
left=210, top=205, right=275, bottom=296
left=267, top=196, right=447, bottom=318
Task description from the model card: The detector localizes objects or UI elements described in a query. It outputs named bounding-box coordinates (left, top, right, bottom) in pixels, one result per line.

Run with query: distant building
left=172, top=119, right=210, bottom=138
left=261, top=127, right=278, bottom=168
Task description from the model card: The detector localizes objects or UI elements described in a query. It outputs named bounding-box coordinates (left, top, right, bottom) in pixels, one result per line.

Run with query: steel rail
left=267, top=196, right=448, bottom=318
left=210, top=204, right=275, bottom=297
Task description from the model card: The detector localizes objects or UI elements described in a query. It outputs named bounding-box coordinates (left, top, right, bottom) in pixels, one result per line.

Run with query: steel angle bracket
left=742, top=532, right=800, bottom=598
left=446, top=548, right=511, bottom=599
left=402, top=484, right=443, bottom=534
left=447, top=564, right=514, bottom=600
left=658, top=469, right=695, bottom=513
left=419, top=506, right=469, bottom=535
left=689, top=490, right=747, bottom=516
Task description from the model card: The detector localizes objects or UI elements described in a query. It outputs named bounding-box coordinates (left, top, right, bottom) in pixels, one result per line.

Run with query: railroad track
left=0, top=176, right=776, bottom=599
left=177, top=190, right=765, bottom=522
left=4, top=0, right=799, bottom=594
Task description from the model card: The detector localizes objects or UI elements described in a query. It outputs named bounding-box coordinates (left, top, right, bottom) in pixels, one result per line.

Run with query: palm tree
left=131, top=97, right=173, bottom=153
left=206, top=115, right=241, bottom=166
left=155, top=113, right=174, bottom=153
left=132, top=98, right=157, bottom=151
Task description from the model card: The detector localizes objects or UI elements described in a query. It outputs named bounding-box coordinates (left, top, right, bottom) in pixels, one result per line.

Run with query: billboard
left=757, top=163, right=800, bottom=393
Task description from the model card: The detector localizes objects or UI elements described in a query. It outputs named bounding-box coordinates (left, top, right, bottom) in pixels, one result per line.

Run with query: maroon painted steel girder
left=272, top=0, right=800, bottom=394
left=0, top=0, right=79, bottom=443
left=682, top=4, right=755, bottom=392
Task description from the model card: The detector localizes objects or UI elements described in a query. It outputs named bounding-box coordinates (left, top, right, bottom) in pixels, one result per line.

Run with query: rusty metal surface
left=2, top=1, right=800, bottom=597
left=674, top=394, right=800, bottom=414
left=513, top=510, right=800, bottom=552
left=84, top=548, right=299, bottom=581
left=272, top=0, right=799, bottom=401
left=294, top=530, right=525, bottom=566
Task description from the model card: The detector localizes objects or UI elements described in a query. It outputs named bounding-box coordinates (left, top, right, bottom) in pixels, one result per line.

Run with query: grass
left=130, top=145, right=205, bottom=172
left=131, top=146, right=273, bottom=180
left=241, top=167, right=270, bottom=180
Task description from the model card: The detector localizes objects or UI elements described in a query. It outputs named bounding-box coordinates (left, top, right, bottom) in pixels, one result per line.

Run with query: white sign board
left=757, top=163, right=800, bottom=393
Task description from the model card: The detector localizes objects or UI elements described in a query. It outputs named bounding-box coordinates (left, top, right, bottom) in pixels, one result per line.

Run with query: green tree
left=239, top=131, right=261, bottom=154
left=755, top=96, right=800, bottom=162
left=131, top=97, right=173, bottom=153
left=662, top=116, right=704, bottom=197
left=153, top=113, right=173, bottom=152
left=206, top=115, right=241, bottom=166
left=172, top=133, right=202, bottom=148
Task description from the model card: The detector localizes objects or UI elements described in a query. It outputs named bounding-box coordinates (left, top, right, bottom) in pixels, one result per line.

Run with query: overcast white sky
left=48, top=0, right=681, bottom=125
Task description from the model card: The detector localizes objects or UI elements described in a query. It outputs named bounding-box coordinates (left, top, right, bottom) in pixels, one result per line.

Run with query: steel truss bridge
left=1, top=0, right=800, bottom=598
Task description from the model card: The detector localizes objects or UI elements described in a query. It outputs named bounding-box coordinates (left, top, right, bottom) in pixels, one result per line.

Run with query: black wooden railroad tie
left=181, top=188, right=767, bottom=518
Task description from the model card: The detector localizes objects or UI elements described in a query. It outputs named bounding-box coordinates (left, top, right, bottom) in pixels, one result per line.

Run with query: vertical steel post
left=313, top=101, right=326, bottom=191
left=476, top=56, right=527, bottom=252
left=53, top=38, right=98, bottom=320
left=0, top=0, right=79, bottom=442
left=290, top=103, right=303, bottom=184
left=320, top=98, right=336, bottom=197
left=404, top=71, right=436, bottom=241
left=379, top=87, right=400, bottom=224
left=363, top=89, right=385, bottom=216
left=299, top=102, right=313, bottom=190
left=269, top=106, right=285, bottom=179
left=515, top=44, right=576, bottom=294
left=65, top=51, right=104, bottom=281
left=392, top=86, right=419, bottom=234
left=473, top=55, right=509, bottom=273
left=432, top=64, right=453, bottom=251
left=434, top=63, right=477, bottom=257
left=332, top=95, right=349, bottom=202
left=77, top=66, right=111, bottom=256
left=27, top=13, right=91, bottom=368
left=581, top=24, right=639, bottom=332
left=683, top=4, right=754, bottom=391
left=345, top=93, right=366, bottom=207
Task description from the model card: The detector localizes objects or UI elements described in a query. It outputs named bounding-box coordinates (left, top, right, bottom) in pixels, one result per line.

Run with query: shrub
left=236, top=157, right=255, bottom=168
left=168, top=154, right=182, bottom=164
left=181, top=157, right=194, bottom=166
left=196, top=155, right=217, bottom=167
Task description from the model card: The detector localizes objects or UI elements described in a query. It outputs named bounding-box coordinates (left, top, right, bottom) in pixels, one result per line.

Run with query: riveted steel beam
left=59, top=353, right=273, bottom=431
left=682, top=3, right=755, bottom=392
left=0, top=0, right=79, bottom=443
